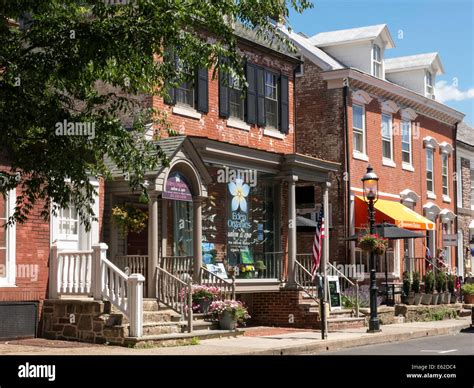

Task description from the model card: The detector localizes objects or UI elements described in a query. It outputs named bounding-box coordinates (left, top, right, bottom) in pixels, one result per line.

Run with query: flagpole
left=321, top=182, right=330, bottom=340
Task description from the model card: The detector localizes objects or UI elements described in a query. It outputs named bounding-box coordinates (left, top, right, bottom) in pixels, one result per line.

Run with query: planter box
left=431, top=294, right=439, bottom=305
left=414, top=293, right=422, bottom=305
left=218, top=311, right=237, bottom=330
left=421, top=293, right=432, bottom=305
left=464, top=294, right=474, bottom=304
left=450, top=294, right=458, bottom=304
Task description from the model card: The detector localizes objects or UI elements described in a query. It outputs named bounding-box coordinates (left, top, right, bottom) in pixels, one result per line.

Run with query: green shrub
left=461, top=283, right=474, bottom=295
left=424, top=271, right=435, bottom=294
left=435, top=271, right=446, bottom=293
left=403, top=271, right=411, bottom=296
left=412, top=271, right=421, bottom=293
left=446, top=274, right=455, bottom=293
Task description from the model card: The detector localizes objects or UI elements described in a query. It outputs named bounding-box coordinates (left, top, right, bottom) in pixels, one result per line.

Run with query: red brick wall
left=348, top=97, right=457, bottom=267
left=153, top=42, right=296, bottom=155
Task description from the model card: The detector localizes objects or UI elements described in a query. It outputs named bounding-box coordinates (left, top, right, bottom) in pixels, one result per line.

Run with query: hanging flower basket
left=357, top=233, right=388, bottom=255
left=112, top=205, right=148, bottom=236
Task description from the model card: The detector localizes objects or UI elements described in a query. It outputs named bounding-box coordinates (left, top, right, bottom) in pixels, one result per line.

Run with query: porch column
left=193, top=196, right=203, bottom=283
left=322, top=182, right=330, bottom=280
left=109, top=194, right=118, bottom=260
left=287, top=175, right=298, bottom=285
left=147, top=193, right=159, bottom=297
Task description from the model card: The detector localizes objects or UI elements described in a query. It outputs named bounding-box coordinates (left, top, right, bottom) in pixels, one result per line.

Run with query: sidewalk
left=0, top=318, right=471, bottom=356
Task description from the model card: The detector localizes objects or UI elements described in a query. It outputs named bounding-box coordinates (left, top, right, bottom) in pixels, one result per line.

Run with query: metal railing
left=156, top=266, right=193, bottom=332
left=200, top=266, right=236, bottom=300
left=294, top=259, right=318, bottom=301
left=409, top=257, right=447, bottom=279
left=252, top=251, right=284, bottom=280
left=354, top=249, right=395, bottom=274
left=160, top=255, right=194, bottom=277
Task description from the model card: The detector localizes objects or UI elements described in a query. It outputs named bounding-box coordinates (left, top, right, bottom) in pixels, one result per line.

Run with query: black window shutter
left=279, top=74, right=289, bottom=133
left=256, top=67, right=266, bottom=127
left=196, top=67, right=209, bottom=113
left=163, top=48, right=177, bottom=105
left=219, top=58, right=230, bottom=119
left=245, top=63, right=257, bottom=124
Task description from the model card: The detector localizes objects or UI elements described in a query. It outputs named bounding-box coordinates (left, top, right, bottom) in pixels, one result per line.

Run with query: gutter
left=343, top=82, right=351, bottom=262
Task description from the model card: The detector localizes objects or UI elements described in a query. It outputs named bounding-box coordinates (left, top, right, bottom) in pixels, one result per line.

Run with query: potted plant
left=422, top=270, right=434, bottom=305
left=435, top=271, right=446, bottom=305
left=357, top=234, right=389, bottom=255
left=462, top=284, right=474, bottom=304
left=238, top=264, right=255, bottom=279
left=190, top=285, right=221, bottom=314
left=445, top=273, right=455, bottom=304
left=209, top=300, right=250, bottom=330
left=112, top=205, right=148, bottom=236
left=412, top=271, right=422, bottom=305
left=254, top=260, right=267, bottom=278
left=402, top=271, right=414, bottom=305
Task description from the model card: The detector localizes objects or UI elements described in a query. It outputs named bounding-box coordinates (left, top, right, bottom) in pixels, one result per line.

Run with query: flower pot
left=443, top=292, right=451, bottom=305
left=407, top=295, right=415, bottom=305
left=464, top=294, right=474, bottom=304
left=219, top=311, right=237, bottom=330
left=421, top=293, right=432, bottom=305
left=414, top=293, right=422, bottom=305
left=450, top=294, right=458, bottom=304
left=199, top=299, right=212, bottom=315
left=431, top=294, right=439, bottom=305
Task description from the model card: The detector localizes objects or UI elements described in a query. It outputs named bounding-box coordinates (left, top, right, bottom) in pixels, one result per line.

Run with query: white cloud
left=435, top=80, right=474, bottom=103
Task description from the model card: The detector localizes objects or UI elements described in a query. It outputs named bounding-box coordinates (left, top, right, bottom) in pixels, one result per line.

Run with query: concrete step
left=327, top=317, right=366, bottom=331
left=124, top=329, right=245, bottom=348
left=460, top=309, right=472, bottom=317
left=138, top=322, right=182, bottom=336
left=182, top=319, right=218, bottom=332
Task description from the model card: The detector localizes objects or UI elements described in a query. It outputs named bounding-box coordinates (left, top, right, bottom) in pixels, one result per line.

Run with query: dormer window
left=372, top=44, right=382, bottom=78
left=425, top=71, right=434, bottom=99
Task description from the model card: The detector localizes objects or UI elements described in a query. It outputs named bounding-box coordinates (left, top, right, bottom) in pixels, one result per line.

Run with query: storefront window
left=172, top=201, right=193, bottom=256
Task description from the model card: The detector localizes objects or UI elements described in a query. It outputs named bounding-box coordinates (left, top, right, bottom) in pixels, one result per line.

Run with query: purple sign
left=163, top=172, right=192, bottom=202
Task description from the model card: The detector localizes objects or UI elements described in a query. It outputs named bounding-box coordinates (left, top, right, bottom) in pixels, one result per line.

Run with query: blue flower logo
left=228, top=179, right=250, bottom=212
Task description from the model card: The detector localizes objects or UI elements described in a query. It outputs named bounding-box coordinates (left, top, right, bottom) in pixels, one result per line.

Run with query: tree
left=0, top=0, right=312, bottom=228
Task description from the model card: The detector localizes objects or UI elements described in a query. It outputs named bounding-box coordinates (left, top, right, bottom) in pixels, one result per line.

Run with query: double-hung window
left=401, top=120, right=412, bottom=165
left=352, top=104, right=365, bottom=154
left=372, top=44, right=382, bottom=78
left=175, top=59, right=195, bottom=108
left=381, top=113, right=393, bottom=160
left=228, top=76, right=244, bottom=121
left=425, top=71, right=434, bottom=99
left=59, top=205, right=79, bottom=239
left=426, top=148, right=434, bottom=193
left=441, top=154, right=449, bottom=197
left=0, top=190, right=15, bottom=286
left=264, top=71, right=279, bottom=129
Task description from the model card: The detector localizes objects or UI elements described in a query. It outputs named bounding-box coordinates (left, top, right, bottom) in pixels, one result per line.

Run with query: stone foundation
left=360, top=306, right=395, bottom=325
left=394, top=304, right=462, bottom=322
left=41, top=299, right=126, bottom=345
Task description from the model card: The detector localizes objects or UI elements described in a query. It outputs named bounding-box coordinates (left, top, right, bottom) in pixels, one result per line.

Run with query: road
left=312, top=329, right=474, bottom=355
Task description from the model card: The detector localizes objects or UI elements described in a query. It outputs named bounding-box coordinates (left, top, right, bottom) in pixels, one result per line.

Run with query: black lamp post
left=361, top=165, right=381, bottom=333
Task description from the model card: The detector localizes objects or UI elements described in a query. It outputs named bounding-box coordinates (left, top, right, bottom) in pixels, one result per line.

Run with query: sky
left=288, top=0, right=474, bottom=126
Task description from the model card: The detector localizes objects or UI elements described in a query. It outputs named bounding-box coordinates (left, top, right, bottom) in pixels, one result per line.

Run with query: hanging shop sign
left=163, top=172, right=192, bottom=202
left=442, top=234, right=458, bottom=247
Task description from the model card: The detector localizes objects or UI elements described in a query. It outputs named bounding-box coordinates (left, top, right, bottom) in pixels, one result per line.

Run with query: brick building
left=456, top=122, right=474, bottom=277
left=284, top=24, right=465, bottom=282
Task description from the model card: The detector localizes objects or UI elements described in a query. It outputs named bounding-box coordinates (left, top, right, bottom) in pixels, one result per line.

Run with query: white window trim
left=427, top=191, right=437, bottom=200
left=372, top=44, right=383, bottom=78
left=263, top=127, right=285, bottom=139
left=0, top=189, right=16, bottom=287
left=441, top=153, right=449, bottom=198
left=442, top=195, right=451, bottom=204
left=352, top=103, right=366, bottom=155
left=426, top=147, right=435, bottom=197
left=381, top=112, right=393, bottom=161
left=227, top=117, right=250, bottom=132
left=353, top=151, right=369, bottom=162
left=402, top=162, right=415, bottom=172
left=401, top=120, right=413, bottom=167
left=172, top=105, right=202, bottom=120
left=425, top=70, right=435, bottom=99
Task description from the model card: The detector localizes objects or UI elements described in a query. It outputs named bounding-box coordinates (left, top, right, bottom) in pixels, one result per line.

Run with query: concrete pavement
left=0, top=317, right=471, bottom=356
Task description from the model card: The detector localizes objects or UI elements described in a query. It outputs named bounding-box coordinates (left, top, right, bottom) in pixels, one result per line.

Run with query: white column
left=193, top=197, right=203, bottom=283
left=49, top=243, right=59, bottom=299
left=147, top=194, right=159, bottom=297
left=161, top=198, right=168, bottom=258
left=109, top=194, right=118, bottom=260
left=128, top=273, right=145, bottom=338
left=92, top=243, right=108, bottom=300
left=287, top=176, right=298, bottom=285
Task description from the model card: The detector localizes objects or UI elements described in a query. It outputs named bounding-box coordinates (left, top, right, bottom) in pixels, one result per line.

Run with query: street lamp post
left=361, top=165, right=381, bottom=333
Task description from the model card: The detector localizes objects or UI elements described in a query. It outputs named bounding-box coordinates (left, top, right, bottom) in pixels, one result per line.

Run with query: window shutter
left=196, top=67, right=209, bottom=113
left=279, top=74, right=289, bottom=133
left=163, top=48, right=177, bottom=105
left=219, top=58, right=230, bottom=118
left=245, top=63, right=257, bottom=124
left=256, top=67, right=266, bottom=127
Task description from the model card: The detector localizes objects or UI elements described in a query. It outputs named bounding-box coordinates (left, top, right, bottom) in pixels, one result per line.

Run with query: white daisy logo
left=228, top=178, right=250, bottom=212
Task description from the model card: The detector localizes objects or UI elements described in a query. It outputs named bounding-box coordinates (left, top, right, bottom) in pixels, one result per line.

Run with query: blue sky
left=289, top=0, right=474, bottom=126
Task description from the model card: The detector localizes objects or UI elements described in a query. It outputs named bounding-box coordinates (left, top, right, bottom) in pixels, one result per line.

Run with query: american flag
left=311, top=206, right=325, bottom=279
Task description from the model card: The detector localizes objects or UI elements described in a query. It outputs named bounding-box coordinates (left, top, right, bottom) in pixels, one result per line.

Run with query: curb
left=239, top=321, right=472, bottom=355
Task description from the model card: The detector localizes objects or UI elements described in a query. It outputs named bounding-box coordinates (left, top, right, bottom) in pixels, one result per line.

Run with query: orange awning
left=355, top=196, right=435, bottom=231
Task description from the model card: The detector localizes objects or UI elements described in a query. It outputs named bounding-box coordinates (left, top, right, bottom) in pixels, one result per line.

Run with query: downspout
left=453, top=121, right=460, bottom=273
left=342, top=80, right=351, bottom=264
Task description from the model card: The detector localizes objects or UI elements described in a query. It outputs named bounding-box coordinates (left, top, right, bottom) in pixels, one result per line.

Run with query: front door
left=172, top=200, right=193, bottom=257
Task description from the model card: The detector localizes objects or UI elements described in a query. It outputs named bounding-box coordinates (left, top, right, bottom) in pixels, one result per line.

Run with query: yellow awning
left=356, top=197, right=435, bottom=231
